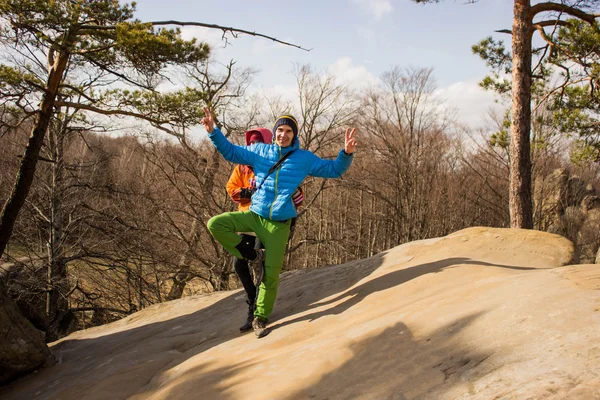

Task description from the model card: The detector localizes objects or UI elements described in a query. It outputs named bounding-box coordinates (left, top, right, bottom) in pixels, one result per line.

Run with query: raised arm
left=202, top=106, right=257, bottom=166
left=308, top=128, right=357, bottom=178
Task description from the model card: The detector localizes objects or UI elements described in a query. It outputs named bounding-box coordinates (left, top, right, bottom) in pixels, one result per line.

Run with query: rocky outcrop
left=535, top=168, right=600, bottom=263
left=0, top=290, right=54, bottom=385
left=1, top=260, right=76, bottom=342
left=4, top=227, right=600, bottom=399
left=578, top=208, right=600, bottom=264
left=534, top=168, right=571, bottom=229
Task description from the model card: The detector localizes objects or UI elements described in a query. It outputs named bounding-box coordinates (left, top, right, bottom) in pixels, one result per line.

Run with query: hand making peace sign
left=202, top=106, right=215, bottom=134
left=344, top=128, right=358, bottom=154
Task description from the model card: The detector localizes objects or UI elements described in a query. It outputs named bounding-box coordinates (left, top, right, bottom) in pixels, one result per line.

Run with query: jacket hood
left=245, top=128, right=273, bottom=145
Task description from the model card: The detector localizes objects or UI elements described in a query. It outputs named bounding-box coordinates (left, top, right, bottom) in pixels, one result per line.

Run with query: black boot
left=239, top=300, right=255, bottom=332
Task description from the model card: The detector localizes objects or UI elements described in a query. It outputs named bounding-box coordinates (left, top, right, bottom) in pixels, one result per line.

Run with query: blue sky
left=134, top=0, right=516, bottom=127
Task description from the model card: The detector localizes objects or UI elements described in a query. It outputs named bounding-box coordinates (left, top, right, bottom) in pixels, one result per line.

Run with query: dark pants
left=233, top=233, right=263, bottom=302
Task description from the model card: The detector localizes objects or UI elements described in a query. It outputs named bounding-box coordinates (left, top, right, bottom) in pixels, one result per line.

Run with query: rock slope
left=2, top=227, right=600, bottom=400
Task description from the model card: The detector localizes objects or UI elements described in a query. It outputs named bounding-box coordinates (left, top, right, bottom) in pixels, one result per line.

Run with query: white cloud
left=254, top=84, right=297, bottom=102
left=254, top=71, right=501, bottom=129
left=353, top=0, right=393, bottom=20
left=327, top=57, right=381, bottom=89
left=244, top=83, right=298, bottom=119
left=247, top=59, right=380, bottom=115
left=435, top=80, right=504, bottom=128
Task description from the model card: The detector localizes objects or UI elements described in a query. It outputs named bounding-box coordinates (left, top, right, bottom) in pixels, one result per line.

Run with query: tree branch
left=530, top=3, right=599, bottom=24
left=84, top=56, right=155, bottom=91
left=150, top=21, right=311, bottom=51
left=58, top=83, right=98, bottom=103
left=535, top=19, right=570, bottom=28
left=533, top=23, right=558, bottom=47
left=54, top=100, right=165, bottom=123
left=17, top=154, right=56, bottom=164
left=53, top=100, right=187, bottom=138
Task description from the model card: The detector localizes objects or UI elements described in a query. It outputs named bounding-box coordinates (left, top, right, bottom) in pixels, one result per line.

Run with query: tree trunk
left=0, top=51, right=70, bottom=257
left=509, top=0, right=533, bottom=229
left=166, top=147, right=220, bottom=300
left=45, top=121, right=71, bottom=342
left=166, top=217, right=199, bottom=300
left=358, top=189, right=363, bottom=258
left=315, top=194, right=324, bottom=265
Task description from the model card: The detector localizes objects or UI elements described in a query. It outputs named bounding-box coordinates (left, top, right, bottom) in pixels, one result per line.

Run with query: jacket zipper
left=269, top=147, right=282, bottom=219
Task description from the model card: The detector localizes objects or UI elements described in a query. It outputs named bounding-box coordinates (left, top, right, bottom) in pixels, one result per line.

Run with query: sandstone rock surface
left=2, top=227, right=600, bottom=399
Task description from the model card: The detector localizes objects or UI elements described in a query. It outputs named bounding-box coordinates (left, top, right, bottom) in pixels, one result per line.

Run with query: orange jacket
left=226, top=164, right=255, bottom=211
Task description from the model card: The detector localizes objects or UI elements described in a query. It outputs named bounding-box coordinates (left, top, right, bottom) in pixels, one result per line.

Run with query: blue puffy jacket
left=208, top=127, right=353, bottom=221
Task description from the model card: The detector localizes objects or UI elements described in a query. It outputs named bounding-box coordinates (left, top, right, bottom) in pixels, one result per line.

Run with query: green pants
left=207, top=211, right=291, bottom=320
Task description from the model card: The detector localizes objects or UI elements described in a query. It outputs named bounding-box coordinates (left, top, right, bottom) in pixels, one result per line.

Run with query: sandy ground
left=2, top=227, right=600, bottom=400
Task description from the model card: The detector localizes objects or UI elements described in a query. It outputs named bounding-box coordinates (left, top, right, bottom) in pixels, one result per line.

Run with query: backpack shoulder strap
left=268, top=149, right=296, bottom=175
left=253, top=150, right=297, bottom=194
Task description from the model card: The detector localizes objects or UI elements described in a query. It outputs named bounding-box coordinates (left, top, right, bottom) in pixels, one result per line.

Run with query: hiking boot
left=252, top=317, right=270, bottom=338
left=248, top=248, right=265, bottom=287
left=239, top=300, right=255, bottom=333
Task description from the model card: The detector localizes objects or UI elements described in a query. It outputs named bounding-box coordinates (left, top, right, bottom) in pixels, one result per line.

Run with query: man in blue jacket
left=203, top=107, right=357, bottom=338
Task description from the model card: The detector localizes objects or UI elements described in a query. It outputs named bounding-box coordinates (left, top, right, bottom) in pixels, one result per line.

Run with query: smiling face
left=275, top=124, right=295, bottom=147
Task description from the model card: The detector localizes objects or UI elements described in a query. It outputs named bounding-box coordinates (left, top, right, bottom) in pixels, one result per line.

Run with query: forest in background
left=2, top=63, right=599, bottom=341
left=1, top=0, right=599, bottom=343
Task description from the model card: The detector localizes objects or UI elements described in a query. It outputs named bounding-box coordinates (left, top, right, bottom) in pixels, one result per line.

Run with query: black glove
left=240, top=187, right=255, bottom=199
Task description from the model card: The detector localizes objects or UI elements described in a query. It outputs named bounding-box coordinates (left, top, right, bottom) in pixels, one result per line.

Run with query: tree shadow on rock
left=153, top=313, right=490, bottom=400
left=0, top=252, right=389, bottom=400
left=284, top=313, right=491, bottom=400
left=270, top=257, right=534, bottom=331
left=270, top=252, right=387, bottom=322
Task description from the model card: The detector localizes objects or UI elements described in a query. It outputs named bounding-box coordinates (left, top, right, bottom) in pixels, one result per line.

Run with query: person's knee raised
left=207, top=215, right=219, bottom=232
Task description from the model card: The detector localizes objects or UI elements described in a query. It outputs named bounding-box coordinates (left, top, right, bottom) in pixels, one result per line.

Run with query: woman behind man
left=204, top=107, right=357, bottom=338
left=226, top=128, right=303, bottom=332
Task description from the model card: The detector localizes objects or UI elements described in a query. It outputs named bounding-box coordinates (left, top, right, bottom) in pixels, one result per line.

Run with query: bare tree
left=354, top=67, right=455, bottom=243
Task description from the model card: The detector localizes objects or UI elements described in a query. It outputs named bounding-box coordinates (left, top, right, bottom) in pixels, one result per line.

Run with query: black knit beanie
left=273, top=115, right=299, bottom=137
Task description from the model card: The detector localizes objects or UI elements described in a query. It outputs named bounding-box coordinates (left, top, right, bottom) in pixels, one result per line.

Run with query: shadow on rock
left=0, top=253, right=388, bottom=400
left=271, top=257, right=533, bottom=331
left=284, top=313, right=491, bottom=400
left=153, top=313, right=489, bottom=400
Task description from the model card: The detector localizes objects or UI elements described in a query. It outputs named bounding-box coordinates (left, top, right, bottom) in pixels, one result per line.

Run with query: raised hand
left=344, top=128, right=358, bottom=154
left=202, top=106, right=215, bottom=133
